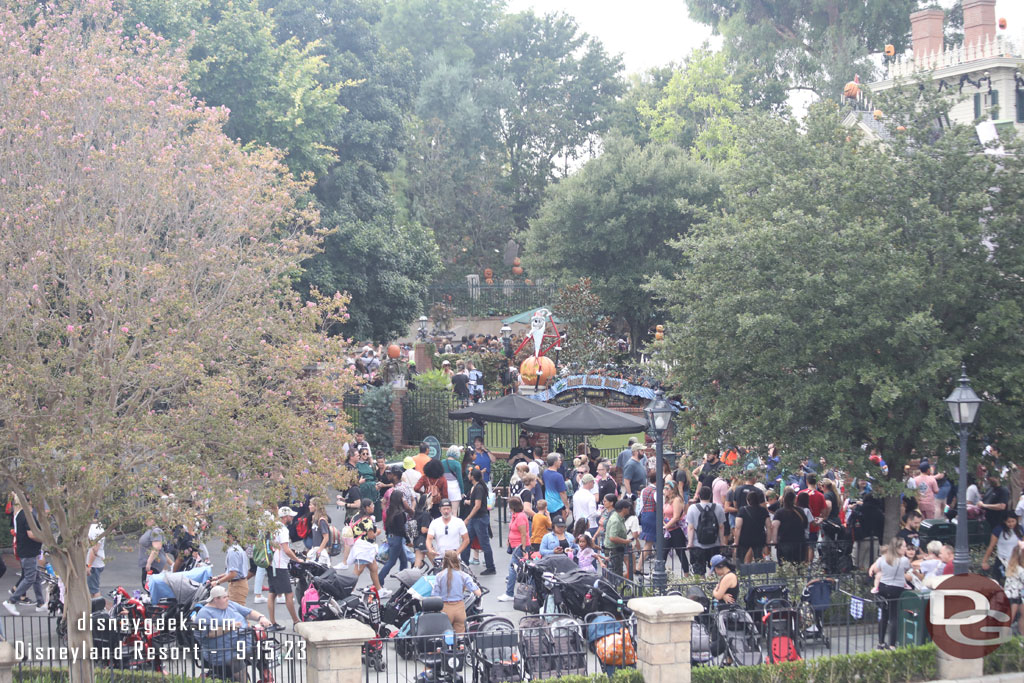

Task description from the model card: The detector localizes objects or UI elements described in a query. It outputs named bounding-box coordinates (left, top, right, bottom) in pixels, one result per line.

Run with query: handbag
left=513, top=581, right=538, bottom=613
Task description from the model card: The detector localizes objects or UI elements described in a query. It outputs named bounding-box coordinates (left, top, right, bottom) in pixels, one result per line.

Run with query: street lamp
left=945, top=363, right=982, bottom=575
left=417, top=315, right=429, bottom=341
left=500, top=324, right=512, bottom=357
left=644, top=389, right=676, bottom=592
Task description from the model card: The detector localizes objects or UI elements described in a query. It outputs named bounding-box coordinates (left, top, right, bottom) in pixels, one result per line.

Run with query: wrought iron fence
left=3, top=615, right=306, bottom=682
left=426, top=283, right=557, bottom=319
left=364, top=615, right=635, bottom=683
left=401, top=390, right=523, bottom=452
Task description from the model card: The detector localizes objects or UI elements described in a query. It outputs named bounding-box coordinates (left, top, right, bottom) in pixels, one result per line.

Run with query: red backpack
left=295, top=516, right=309, bottom=540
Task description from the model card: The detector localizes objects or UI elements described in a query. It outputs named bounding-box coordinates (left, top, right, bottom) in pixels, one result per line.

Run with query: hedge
left=984, top=636, right=1024, bottom=675
left=691, top=643, right=939, bottom=683
left=15, top=667, right=203, bottom=682
left=541, top=669, right=644, bottom=683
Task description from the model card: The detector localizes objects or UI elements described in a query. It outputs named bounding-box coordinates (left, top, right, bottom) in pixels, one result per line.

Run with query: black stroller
left=744, top=584, right=790, bottom=627
left=381, top=567, right=425, bottom=629
left=799, top=577, right=835, bottom=649
left=466, top=617, right=523, bottom=683
left=685, top=587, right=723, bottom=666
left=819, top=520, right=854, bottom=574
left=715, top=603, right=764, bottom=666
left=518, top=613, right=587, bottom=679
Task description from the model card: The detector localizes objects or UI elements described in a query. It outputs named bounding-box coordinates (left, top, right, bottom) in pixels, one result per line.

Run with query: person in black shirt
left=378, top=490, right=409, bottom=580
left=981, top=472, right=1011, bottom=530
left=3, top=502, right=45, bottom=614
left=509, top=435, right=534, bottom=469
left=452, top=369, right=471, bottom=401
left=896, top=510, right=923, bottom=557
left=596, top=461, right=618, bottom=502
left=734, top=490, right=770, bottom=564
left=461, top=468, right=495, bottom=574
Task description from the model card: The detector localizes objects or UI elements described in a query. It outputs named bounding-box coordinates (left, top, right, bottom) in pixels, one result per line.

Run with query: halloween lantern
left=483, top=268, right=493, bottom=279
left=884, top=44, right=895, bottom=57
left=843, top=79, right=861, bottom=99
left=999, top=17, right=1007, bottom=30
left=873, top=109, right=883, bottom=120
left=520, top=355, right=557, bottom=385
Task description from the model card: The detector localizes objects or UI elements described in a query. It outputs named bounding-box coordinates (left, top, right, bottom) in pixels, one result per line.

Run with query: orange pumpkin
left=897, top=125, right=907, bottom=132
left=512, top=266, right=524, bottom=275
left=884, top=44, right=895, bottom=57
left=520, top=355, right=557, bottom=385
left=873, top=109, right=883, bottom=120
left=387, top=344, right=401, bottom=359
left=843, top=81, right=860, bottom=99
left=999, top=17, right=1007, bottom=30
left=524, top=279, right=533, bottom=286
left=655, top=331, right=664, bottom=341
left=485, top=277, right=494, bottom=285
left=483, top=268, right=493, bottom=279
left=513, top=257, right=521, bottom=266
left=655, top=324, right=665, bottom=332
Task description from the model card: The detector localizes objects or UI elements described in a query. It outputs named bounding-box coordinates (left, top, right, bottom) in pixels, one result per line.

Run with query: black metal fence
left=365, top=615, right=636, bottom=683
left=426, top=283, right=557, bottom=318
left=401, top=390, right=522, bottom=452
left=3, top=615, right=306, bottom=682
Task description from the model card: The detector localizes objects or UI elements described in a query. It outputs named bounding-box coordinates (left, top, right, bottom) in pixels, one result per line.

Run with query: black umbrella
left=447, top=393, right=565, bottom=424
left=520, top=401, right=648, bottom=435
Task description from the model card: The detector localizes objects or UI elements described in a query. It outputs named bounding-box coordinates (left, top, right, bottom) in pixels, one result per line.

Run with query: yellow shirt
left=531, top=513, right=551, bottom=545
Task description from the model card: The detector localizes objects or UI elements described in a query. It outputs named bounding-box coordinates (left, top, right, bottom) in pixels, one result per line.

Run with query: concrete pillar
left=0, top=642, right=14, bottom=683
left=911, top=9, right=944, bottom=63
left=628, top=595, right=704, bottom=683
left=294, top=619, right=375, bottom=683
left=936, top=647, right=984, bottom=681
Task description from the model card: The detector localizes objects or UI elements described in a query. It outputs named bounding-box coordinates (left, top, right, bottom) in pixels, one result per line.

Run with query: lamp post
left=500, top=324, right=512, bottom=358
left=417, top=315, right=429, bottom=341
left=944, top=363, right=982, bottom=576
left=644, top=389, right=676, bottom=592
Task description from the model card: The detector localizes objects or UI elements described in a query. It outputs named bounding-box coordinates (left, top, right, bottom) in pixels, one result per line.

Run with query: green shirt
left=604, top=512, right=628, bottom=551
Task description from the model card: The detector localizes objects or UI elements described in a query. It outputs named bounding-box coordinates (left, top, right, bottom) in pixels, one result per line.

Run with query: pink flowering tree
left=0, top=1, right=356, bottom=675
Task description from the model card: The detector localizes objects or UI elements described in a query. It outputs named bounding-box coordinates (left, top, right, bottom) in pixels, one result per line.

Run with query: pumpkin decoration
left=656, top=325, right=665, bottom=332
left=513, top=257, right=521, bottom=266
left=483, top=268, right=493, bottom=279
left=896, top=125, right=907, bottom=132
left=485, top=277, right=494, bottom=285
left=999, top=17, right=1007, bottom=30
left=387, top=344, right=401, bottom=359
left=524, top=279, right=533, bottom=285
left=843, top=78, right=861, bottom=99
left=512, top=265, right=524, bottom=275
left=520, top=355, right=557, bottom=385
left=655, top=331, right=664, bottom=341
left=873, top=109, right=883, bottom=120
left=884, top=44, right=895, bottom=57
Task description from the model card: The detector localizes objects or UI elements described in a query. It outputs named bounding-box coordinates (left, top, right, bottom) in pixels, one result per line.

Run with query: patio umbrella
left=501, top=308, right=563, bottom=326
left=448, top=393, right=565, bottom=423
left=520, top=401, right=648, bottom=435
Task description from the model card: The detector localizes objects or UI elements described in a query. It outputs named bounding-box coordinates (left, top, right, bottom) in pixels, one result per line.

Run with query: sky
left=507, top=0, right=1024, bottom=76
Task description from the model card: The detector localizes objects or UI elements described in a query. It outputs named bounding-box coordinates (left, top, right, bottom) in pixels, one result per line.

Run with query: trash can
left=897, top=591, right=930, bottom=647
left=920, top=519, right=954, bottom=546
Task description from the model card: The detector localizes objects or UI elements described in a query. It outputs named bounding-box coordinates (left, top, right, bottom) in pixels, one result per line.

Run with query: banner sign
left=527, top=374, right=658, bottom=403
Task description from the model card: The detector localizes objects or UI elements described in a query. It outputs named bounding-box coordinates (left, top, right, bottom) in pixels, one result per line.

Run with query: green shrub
left=691, top=643, right=938, bottom=683
left=360, top=385, right=394, bottom=455
left=492, top=459, right=512, bottom=487
left=539, top=670, right=644, bottom=683
left=415, top=369, right=453, bottom=391
left=984, top=636, right=1024, bottom=674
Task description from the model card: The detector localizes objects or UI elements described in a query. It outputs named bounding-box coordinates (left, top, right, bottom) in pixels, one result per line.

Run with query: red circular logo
left=927, top=573, right=1012, bottom=658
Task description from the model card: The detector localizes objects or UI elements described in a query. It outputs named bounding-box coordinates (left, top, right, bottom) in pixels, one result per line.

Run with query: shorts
left=267, top=567, right=291, bottom=595
left=640, top=511, right=656, bottom=543
left=1010, top=596, right=1022, bottom=605
left=413, top=535, right=427, bottom=552
left=353, top=559, right=373, bottom=567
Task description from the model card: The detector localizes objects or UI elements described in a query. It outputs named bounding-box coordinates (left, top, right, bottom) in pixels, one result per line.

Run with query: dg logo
left=928, top=573, right=1013, bottom=658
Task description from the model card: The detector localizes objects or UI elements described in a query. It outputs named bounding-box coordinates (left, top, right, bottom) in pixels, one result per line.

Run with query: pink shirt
left=915, top=474, right=938, bottom=510
left=712, top=478, right=730, bottom=507
left=508, top=511, right=529, bottom=548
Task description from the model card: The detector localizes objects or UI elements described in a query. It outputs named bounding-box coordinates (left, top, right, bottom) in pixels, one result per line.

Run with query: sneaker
left=334, top=562, right=348, bottom=570
left=2, top=601, right=19, bottom=616
left=276, top=595, right=286, bottom=603
left=34, top=604, right=47, bottom=613
left=254, top=595, right=267, bottom=604
left=379, top=588, right=393, bottom=599
left=497, top=594, right=514, bottom=602
left=469, top=558, right=480, bottom=565
left=481, top=568, right=496, bottom=576
left=269, top=623, right=285, bottom=632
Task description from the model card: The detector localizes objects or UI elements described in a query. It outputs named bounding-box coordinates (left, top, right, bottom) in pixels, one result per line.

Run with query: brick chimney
left=910, top=8, right=944, bottom=62
left=963, top=0, right=996, bottom=50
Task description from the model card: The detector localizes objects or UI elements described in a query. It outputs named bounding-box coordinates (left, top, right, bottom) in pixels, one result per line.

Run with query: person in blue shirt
left=433, top=551, right=482, bottom=634
left=472, top=437, right=491, bottom=484
left=542, top=454, right=569, bottom=522
left=539, top=517, right=578, bottom=557
left=192, top=585, right=272, bottom=680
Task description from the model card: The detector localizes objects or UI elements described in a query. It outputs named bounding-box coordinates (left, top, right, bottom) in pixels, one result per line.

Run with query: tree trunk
left=50, top=546, right=95, bottom=682
left=883, top=494, right=901, bottom=547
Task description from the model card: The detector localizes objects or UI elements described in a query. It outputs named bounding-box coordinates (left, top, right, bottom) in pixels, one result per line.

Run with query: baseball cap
left=709, top=554, right=729, bottom=570
left=631, top=443, right=645, bottom=452
left=277, top=506, right=298, bottom=518
left=207, top=585, right=228, bottom=602
left=439, top=498, right=452, bottom=508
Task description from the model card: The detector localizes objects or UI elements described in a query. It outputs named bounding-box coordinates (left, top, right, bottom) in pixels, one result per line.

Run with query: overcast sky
left=507, top=0, right=1024, bottom=76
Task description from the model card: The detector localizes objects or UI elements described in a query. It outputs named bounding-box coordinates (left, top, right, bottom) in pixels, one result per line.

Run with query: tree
left=686, top=0, right=919, bottom=102
left=0, top=2, right=356, bottom=676
left=652, top=96, right=1024, bottom=536
left=553, top=278, right=615, bottom=371
left=523, top=136, right=719, bottom=353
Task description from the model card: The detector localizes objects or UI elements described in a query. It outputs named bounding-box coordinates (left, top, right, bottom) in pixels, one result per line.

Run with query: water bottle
left=443, top=629, right=454, bottom=647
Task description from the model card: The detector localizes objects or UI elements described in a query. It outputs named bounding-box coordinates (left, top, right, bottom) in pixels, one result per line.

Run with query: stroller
left=799, top=577, right=835, bottom=649
left=381, top=567, right=425, bottom=629
left=584, top=612, right=637, bottom=675
left=763, top=599, right=802, bottom=663
left=546, top=569, right=597, bottom=621
left=467, top=617, right=523, bottom=683
left=819, top=520, right=854, bottom=574
left=518, top=555, right=579, bottom=614
left=715, top=604, right=764, bottom=666
left=406, top=597, right=466, bottom=683
left=744, top=584, right=790, bottom=627
left=146, top=567, right=213, bottom=651
left=518, top=613, right=587, bottom=679
left=685, top=587, right=723, bottom=666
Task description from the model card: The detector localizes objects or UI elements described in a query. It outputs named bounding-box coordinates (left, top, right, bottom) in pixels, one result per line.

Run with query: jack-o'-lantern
left=483, top=268, right=493, bottom=279
left=513, top=257, right=521, bottom=266
left=843, top=80, right=860, bottom=99
left=884, top=44, right=895, bottom=57
left=524, top=279, right=533, bottom=286
left=512, top=266, right=524, bottom=275
left=999, top=17, right=1007, bottom=30
left=520, top=355, right=556, bottom=385
left=873, top=109, right=883, bottom=120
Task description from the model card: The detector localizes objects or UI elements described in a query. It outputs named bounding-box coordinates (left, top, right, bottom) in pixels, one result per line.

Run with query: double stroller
left=518, top=613, right=588, bottom=679
left=686, top=586, right=762, bottom=667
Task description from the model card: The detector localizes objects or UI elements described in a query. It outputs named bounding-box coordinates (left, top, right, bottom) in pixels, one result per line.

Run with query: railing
left=886, top=32, right=1024, bottom=79
left=426, top=282, right=557, bottom=318
left=402, top=390, right=522, bottom=452
left=3, top=615, right=306, bottom=682
left=364, top=615, right=636, bottom=683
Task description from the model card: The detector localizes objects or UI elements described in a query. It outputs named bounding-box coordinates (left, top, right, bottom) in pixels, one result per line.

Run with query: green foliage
left=415, top=369, right=453, bottom=392
left=491, top=459, right=512, bottom=487
left=360, top=385, right=394, bottom=455
left=538, top=669, right=644, bottom=683
left=432, top=353, right=506, bottom=388
left=554, top=278, right=615, bottom=370
left=691, top=643, right=938, bottom=683
left=653, top=92, right=1024, bottom=480
left=524, top=135, right=719, bottom=353
left=686, top=0, right=918, bottom=103
left=985, top=636, right=1024, bottom=674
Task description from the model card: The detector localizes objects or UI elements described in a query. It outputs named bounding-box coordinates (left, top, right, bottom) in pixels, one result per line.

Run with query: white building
left=844, top=0, right=1024, bottom=138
